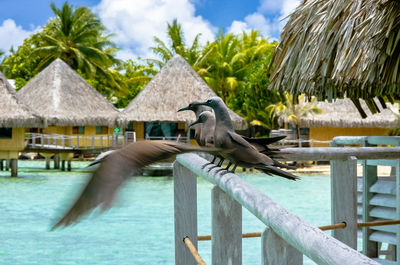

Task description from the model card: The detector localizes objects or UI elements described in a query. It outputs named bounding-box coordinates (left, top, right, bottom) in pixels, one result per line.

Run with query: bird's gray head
left=189, top=111, right=213, bottom=127
left=192, top=97, right=224, bottom=109
left=177, top=102, right=201, bottom=112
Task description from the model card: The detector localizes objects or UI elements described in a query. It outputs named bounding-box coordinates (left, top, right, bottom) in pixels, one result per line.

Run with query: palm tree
left=200, top=32, right=245, bottom=102
left=267, top=92, right=322, bottom=142
left=149, top=19, right=212, bottom=71
left=33, top=2, right=121, bottom=91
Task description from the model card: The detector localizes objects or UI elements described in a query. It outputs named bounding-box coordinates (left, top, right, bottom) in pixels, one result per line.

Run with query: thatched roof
left=17, top=59, right=119, bottom=127
left=269, top=0, right=400, bottom=116
left=0, top=71, right=44, bottom=128
left=299, top=98, right=399, bottom=128
left=119, top=55, right=248, bottom=130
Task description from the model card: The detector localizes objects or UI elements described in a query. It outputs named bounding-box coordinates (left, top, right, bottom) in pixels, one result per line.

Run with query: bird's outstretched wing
left=52, top=140, right=219, bottom=230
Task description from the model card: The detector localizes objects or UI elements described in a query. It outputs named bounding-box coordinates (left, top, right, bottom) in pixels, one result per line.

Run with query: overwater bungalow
left=0, top=71, right=44, bottom=176
left=299, top=98, right=400, bottom=147
left=118, top=54, right=247, bottom=143
left=17, top=59, right=119, bottom=150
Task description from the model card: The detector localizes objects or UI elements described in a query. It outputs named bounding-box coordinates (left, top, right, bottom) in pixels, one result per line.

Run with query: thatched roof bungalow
left=298, top=98, right=399, bottom=146
left=0, top=71, right=43, bottom=159
left=119, top=55, right=247, bottom=140
left=269, top=0, right=400, bottom=117
left=17, top=59, right=119, bottom=147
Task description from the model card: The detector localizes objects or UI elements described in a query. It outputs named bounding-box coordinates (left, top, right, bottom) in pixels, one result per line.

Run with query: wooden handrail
left=176, top=153, right=379, bottom=265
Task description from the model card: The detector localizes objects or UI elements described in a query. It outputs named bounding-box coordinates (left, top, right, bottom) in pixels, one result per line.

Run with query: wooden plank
left=370, top=194, right=396, bottom=208
left=370, top=207, right=396, bottom=220
left=358, top=194, right=362, bottom=203
left=262, top=227, right=302, bottom=265
left=366, top=160, right=397, bottom=167
left=176, top=153, right=379, bottom=265
left=281, top=147, right=400, bottom=161
left=367, top=136, right=400, bottom=146
left=212, top=186, right=242, bottom=265
left=357, top=178, right=363, bottom=192
left=394, top=160, right=400, bottom=260
left=173, top=161, right=198, bottom=265
left=369, top=231, right=397, bottom=245
left=331, top=136, right=366, bottom=146
left=370, top=180, right=396, bottom=195
left=331, top=156, right=358, bottom=249
left=372, top=258, right=397, bottom=265
left=363, top=163, right=378, bottom=257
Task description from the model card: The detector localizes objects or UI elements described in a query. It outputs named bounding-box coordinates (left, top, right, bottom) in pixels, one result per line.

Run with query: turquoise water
left=0, top=161, right=330, bottom=265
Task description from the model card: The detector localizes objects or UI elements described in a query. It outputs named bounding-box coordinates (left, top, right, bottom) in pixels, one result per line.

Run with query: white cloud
left=0, top=19, right=35, bottom=54
left=94, top=0, right=217, bottom=60
left=228, top=0, right=300, bottom=39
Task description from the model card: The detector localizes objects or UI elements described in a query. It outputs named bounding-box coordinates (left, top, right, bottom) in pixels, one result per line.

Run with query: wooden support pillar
left=262, top=227, right=302, bottom=265
left=6, top=159, right=10, bottom=171
left=362, top=162, right=378, bottom=257
left=330, top=156, right=358, bottom=249
left=173, top=161, right=198, bottom=265
left=61, top=160, right=65, bottom=171
left=395, top=160, right=400, bottom=261
left=67, top=160, right=72, bottom=171
left=10, top=159, right=17, bottom=177
left=54, top=154, right=60, bottom=169
left=212, top=185, right=242, bottom=265
left=45, top=157, right=50, bottom=169
left=0, top=160, right=3, bottom=171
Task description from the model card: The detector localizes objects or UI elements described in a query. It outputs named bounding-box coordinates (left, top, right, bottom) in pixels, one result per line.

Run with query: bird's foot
left=206, top=165, right=219, bottom=172
left=201, top=162, right=214, bottom=169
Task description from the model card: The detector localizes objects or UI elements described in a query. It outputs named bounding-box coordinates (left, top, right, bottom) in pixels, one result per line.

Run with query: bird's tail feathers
left=256, top=166, right=299, bottom=180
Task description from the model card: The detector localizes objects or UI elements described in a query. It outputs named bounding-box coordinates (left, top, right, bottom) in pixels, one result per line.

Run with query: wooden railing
left=173, top=146, right=400, bottom=265
left=24, top=132, right=136, bottom=150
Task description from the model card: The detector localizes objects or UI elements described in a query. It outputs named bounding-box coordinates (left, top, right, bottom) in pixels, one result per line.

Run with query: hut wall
left=310, top=127, right=389, bottom=147
left=0, top=128, right=25, bottom=159
left=133, top=122, right=144, bottom=140
left=69, top=126, right=114, bottom=148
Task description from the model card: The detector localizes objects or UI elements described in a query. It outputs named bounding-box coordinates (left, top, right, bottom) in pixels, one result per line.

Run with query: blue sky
left=0, top=0, right=300, bottom=60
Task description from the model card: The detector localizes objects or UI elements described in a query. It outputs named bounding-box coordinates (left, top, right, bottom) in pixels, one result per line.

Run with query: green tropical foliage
left=149, top=19, right=212, bottom=72
left=34, top=2, right=122, bottom=94
left=267, top=93, right=323, bottom=138
left=113, top=59, right=157, bottom=108
left=0, top=36, right=42, bottom=89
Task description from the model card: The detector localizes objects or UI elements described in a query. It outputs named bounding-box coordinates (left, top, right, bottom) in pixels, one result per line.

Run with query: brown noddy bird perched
left=51, top=140, right=221, bottom=229
left=192, top=97, right=299, bottom=180
left=178, top=102, right=213, bottom=146
left=179, top=101, right=287, bottom=155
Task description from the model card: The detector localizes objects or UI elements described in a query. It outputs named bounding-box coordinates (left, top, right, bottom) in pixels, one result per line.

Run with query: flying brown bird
left=191, top=97, right=299, bottom=180
left=52, top=140, right=220, bottom=229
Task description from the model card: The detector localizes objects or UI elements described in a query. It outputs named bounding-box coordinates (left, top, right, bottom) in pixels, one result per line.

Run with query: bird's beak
left=178, top=106, right=190, bottom=112
left=189, top=119, right=201, bottom=127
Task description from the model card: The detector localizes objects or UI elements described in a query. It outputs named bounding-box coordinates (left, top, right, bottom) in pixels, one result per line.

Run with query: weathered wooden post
left=0, top=160, right=3, bottom=171
left=173, top=161, right=198, bottom=265
left=330, top=156, right=358, bottom=249
left=212, top=185, right=242, bottom=265
left=5, top=159, right=9, bottom=171
left=10, top=159, right=17, bottom=177
left=45, top=157, right=50, bottom=169
left=67, top=160, right=72, bottom=171
left=54, top=154, right=60, bottom=169
left=61, top=160, right=65, bottom=171
left=262, top=227, right=302, bottom=265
